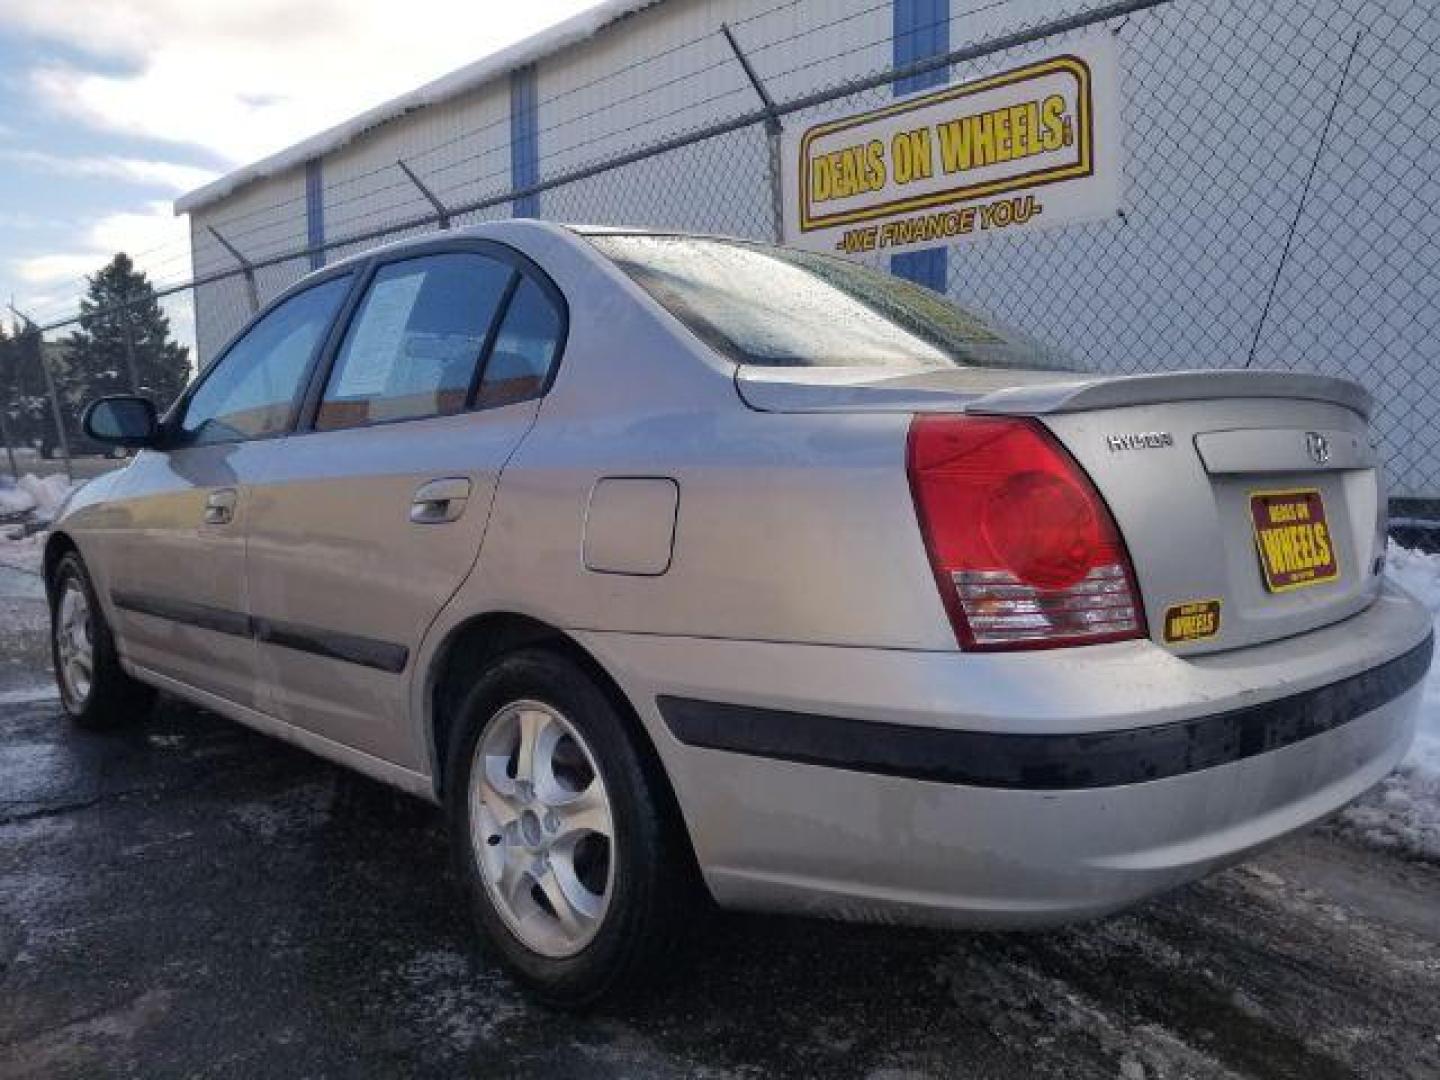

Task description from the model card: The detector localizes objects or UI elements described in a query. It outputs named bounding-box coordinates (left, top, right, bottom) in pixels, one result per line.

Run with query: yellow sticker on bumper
left=1163, top=599, right=1221, bottom=644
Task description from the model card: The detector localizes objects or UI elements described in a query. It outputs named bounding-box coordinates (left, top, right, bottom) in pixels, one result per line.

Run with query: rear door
left=104, top=273, right=354, bottom=706
left=241, top=241, right=567, bottom=768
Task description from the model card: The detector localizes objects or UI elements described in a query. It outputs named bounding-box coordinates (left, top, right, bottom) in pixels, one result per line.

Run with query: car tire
left=49, top=550, right=156, bottom=729
left=446, top=648, right=693, bottom=1009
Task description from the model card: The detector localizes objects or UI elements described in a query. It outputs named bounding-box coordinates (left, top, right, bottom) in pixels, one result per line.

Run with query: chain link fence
left=7, top=0, right=1436, bottom=514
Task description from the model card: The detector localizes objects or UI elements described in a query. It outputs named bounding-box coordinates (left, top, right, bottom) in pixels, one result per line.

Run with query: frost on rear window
left=588, top=234, right=1071, bottom=372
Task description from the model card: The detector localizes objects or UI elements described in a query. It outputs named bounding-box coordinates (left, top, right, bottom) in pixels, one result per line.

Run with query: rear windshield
left=586, top=234, right=1072, bottom=372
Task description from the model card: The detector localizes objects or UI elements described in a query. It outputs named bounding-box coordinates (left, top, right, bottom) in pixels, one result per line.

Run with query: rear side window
left=316, top=253, right=512, bottom=431
left=180, top=275, right=351, bottom=445
left=475, top=278, right=564, bottom=409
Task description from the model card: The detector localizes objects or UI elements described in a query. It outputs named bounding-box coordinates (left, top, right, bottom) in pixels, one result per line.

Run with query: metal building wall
left=534, top=0, right=890, bottom=237
left=187, top=169, right=308, bottom=363
left=319, top=80, right=515, bottom=255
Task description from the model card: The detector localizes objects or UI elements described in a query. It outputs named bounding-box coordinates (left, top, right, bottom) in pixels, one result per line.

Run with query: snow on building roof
left=174, top=0, right=667, bottom=216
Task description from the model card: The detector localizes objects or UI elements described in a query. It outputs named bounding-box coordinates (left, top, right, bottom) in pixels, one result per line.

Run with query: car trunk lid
left=738, top=367, right=1384, bottom=654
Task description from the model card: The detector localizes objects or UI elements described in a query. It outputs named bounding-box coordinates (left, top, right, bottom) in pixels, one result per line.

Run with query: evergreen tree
left=0, top=319, right=51, bottom=446
left=64, top=254, right=191, bottom=411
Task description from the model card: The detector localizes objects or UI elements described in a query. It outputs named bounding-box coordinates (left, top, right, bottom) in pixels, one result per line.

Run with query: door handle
left=410, top=477, right=471, bottom=524
left=204, top=488, right=237, bottom=526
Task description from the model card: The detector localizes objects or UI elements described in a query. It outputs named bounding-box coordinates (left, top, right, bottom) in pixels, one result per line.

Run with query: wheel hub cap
left=520, top=809, right=544, bottom=847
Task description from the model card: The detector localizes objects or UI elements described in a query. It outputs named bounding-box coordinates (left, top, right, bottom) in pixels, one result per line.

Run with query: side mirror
left=82, top=396, right=160, bottom=449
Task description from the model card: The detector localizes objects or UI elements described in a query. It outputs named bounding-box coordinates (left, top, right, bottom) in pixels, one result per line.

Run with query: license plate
left=1249, top=488, right=1339, bottom=592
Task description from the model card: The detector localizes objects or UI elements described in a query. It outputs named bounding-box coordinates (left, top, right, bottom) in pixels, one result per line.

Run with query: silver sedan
left=46, top=221, right=1432, bottom=1006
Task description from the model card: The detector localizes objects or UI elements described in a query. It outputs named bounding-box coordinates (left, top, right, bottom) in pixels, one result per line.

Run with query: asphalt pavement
left=2, top=561, right=1440, bottom=1079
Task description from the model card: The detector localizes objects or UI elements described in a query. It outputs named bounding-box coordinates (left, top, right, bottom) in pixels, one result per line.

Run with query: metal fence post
left=397, top=160, right=452, bottom=230
left=37, top=340, right=72, bottom=480
left=207, top=226, right=261, bottom=315
left=0, top=402, right=18, bottom=482
left=721, top=23, right=785, bottom=243
left=0, top=322, right=19, bottom=479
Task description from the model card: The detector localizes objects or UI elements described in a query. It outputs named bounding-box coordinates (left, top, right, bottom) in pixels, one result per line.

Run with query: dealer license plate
left=1249, top=488, right=1339, bottom=593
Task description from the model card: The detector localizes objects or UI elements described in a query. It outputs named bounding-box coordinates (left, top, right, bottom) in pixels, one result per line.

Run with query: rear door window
left=316, top=253, right=513, bottom=431
left=474, top=277, right=564, bottom=409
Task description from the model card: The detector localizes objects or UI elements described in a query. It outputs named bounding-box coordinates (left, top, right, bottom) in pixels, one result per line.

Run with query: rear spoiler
left=736, top=367, right=1372, bottom=419
left=965, top=370, right=1371, bottom=420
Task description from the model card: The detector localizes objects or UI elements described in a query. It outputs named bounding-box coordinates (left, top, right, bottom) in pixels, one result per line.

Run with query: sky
left=0, top=0, right=602, bottom=334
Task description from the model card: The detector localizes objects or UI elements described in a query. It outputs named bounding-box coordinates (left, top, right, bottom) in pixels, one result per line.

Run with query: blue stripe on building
left=510, top=64, right=540, bottom=219
left=305, top=159, right=324, bottom=270
left=891, top=0, right=948, bottom=291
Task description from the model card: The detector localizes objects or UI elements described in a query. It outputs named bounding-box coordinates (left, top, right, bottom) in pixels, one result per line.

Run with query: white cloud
left=5, top=0, right=605, bottom=167
left=11, top=201, right=191, bottom=324
left=88, top=203, right=192, bottom=267
left=12, top=252, right=99, bottom=287
left=0, top=0, right=603, bottom=332
left=0, top=149, right=217, bottom=192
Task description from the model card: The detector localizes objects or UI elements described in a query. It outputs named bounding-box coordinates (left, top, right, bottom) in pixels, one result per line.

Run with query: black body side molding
left=658, top=634, right=1432, bottom=790
left=111, top=591, right=409, bottom=674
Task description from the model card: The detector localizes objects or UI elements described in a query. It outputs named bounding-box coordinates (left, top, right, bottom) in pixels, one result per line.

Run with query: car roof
left=278, top=220, right=759, bottom=300
left=323, top=219, right=727, bottom=262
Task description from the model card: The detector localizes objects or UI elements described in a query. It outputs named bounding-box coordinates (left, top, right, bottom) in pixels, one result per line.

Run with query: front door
left=241, top=244, right=567, bottom=769
left=102, top=442, right=254, bottom=706
left=104, top=273, right=355, bottom=708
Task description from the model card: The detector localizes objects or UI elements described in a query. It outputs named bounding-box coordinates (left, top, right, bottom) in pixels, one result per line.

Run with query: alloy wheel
left=470, top=700, right=616, bottom=958
left=55, top=579, right=94, bottom=706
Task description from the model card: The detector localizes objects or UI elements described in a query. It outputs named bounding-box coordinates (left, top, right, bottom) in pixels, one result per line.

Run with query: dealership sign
left=782, top=35, right=1122, bottom=257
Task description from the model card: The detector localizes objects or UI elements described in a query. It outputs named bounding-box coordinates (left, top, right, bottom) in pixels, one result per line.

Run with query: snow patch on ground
left=226, top=779, right=337, bottom=841
left=0, top=474, right=74, bottom=521
left=1337, top=543, right=1440, bottom=860
left=388, top=948, right=523, bottom=1049
left=929, top=947, right=1237, bottom=1078
left=0, top=483, right=33, bottom=516
left=0, top=473, right=81, bottom=575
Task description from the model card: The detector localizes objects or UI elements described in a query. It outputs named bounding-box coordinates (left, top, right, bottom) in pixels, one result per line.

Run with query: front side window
left=180, top=275, right=351, bottom=445
left=587, top=234, right=1071, bottom=372
left=316, top=253, right=512, bottom=431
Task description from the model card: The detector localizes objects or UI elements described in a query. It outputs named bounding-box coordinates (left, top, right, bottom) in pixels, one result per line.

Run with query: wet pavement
left=2, top=574, right=1440, bottom=1078
left=0, top=567, right=49, bottom=699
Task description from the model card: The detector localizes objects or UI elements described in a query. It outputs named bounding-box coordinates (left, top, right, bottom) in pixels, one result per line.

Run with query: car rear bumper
left=577, top=581, right=1432, bottom=928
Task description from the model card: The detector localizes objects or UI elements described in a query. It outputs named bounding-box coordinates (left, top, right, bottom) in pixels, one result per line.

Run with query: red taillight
left=906, top=414, right=1146, bottom=650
